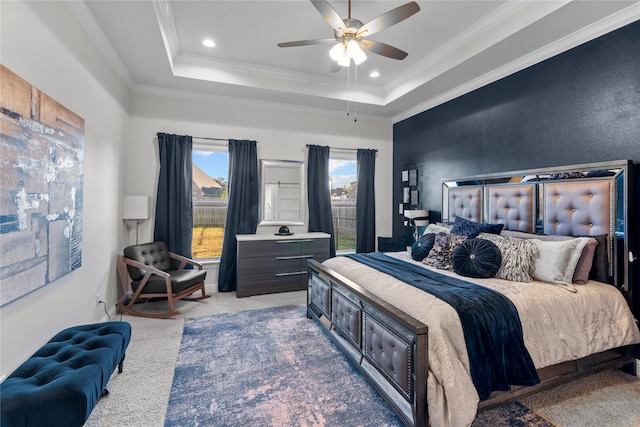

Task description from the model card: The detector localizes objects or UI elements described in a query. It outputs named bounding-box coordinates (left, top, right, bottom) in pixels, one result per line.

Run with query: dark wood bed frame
left=306, top=160, right=637, bottom=427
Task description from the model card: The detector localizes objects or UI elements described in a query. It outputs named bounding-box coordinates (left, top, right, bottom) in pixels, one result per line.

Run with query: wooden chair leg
left=116, top=302, right=180, bottom=319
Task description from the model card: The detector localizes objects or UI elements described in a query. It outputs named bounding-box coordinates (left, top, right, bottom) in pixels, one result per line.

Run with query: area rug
left=164, top=305, right=584, bottom=426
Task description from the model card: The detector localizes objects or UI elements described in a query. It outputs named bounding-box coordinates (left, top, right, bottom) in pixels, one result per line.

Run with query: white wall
left=127, top=92, right=394, bottom=287
left=0, top=0, right=393, bottom=379
left=0, top=1, right=129, bottom=378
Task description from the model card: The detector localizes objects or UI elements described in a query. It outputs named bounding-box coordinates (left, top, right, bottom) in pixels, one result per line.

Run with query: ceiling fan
left=277, top=0, right=420, bottom=68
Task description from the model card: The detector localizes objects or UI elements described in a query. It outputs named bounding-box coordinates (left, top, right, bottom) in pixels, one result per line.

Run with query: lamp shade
left=123, top=196, right=150, bottom=220
left=404, top=209, right=428, bottom=221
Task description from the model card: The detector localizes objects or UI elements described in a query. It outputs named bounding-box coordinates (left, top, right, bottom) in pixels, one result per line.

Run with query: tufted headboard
left=448, top=187, right=482, bottom=223
left=542, top=180, right=612, bottom=237
left=442, top=160, right=633, bottom=293
left=487, top=184, right=536, bottom=233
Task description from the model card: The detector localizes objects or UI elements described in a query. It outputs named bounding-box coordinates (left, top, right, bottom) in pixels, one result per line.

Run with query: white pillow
left=530, top=237, right=590, bottom=284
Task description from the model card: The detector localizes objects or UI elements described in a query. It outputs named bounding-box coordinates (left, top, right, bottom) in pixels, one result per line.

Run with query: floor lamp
left=122, top=196, right=150, bottom=245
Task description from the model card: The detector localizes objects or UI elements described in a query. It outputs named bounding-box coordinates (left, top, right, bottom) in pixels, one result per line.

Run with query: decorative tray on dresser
left=236, top=232, right=330, bottom=297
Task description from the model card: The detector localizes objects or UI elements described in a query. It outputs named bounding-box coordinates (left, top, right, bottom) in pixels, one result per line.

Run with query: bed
left=306, top=160, right=639, bottom=427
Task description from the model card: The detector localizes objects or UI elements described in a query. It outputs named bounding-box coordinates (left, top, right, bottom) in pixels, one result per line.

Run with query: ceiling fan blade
left=359, top=39, right=408, bottom=60
left=277, top=38, right=337, bottom=48
left=310, top=0, right=347, bottom=33
left=357, top=1, right=420, bottom=38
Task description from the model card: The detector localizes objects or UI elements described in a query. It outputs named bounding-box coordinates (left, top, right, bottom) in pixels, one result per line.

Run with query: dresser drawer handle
left=275, top=271, right=308, bottom=277
left=276, top=255, right=315, bottom=260
left=276, top=239, right=315, bottom=244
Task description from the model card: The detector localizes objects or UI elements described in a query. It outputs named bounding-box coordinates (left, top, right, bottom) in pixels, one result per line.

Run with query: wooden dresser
left=236, top=232, right=331, bottom=297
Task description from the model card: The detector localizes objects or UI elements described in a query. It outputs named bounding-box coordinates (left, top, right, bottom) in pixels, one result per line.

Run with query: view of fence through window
left=330, top=157, right=357, bottom=252
left=192, top=148, right=228, bottom=259
left=191, top=150, right=358, bottom=259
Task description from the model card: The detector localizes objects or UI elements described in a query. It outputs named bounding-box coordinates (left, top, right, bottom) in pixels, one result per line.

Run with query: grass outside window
left=192, top=227, right=224, bottom=259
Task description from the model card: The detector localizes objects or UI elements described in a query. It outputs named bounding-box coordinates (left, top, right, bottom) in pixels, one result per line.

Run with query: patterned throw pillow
left=478, top=233, right=538, bottom=282
left=411, top=233, right=436, bottom=261
left=424, top=223, right=451, bottom=236
left=423, top=232, right=468, bottom=271
left=452, top=238, right=502, bottom=278
left=451, top=216, right=504, bottom=238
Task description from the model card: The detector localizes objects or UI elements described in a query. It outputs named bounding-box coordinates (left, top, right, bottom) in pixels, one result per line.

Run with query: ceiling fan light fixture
left=347, top=39, right=367, bottom=65
left=329, top=42, right=346, bottom=62
left=337, top=51, right=351, bottom=67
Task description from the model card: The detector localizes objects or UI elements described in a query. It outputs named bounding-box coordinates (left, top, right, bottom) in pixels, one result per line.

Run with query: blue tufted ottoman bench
left=0, top=321, right=131, bottom=427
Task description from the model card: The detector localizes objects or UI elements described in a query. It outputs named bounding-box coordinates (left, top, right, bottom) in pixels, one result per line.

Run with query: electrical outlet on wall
left=96, top=293, right=101, bottom=306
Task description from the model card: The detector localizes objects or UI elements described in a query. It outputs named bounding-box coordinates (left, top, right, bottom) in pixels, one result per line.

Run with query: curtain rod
left=305, top=144, right=377, bottom=153
left=193, top=136, right=228, bottom=142
left=193, top=136, right=260, bottom=143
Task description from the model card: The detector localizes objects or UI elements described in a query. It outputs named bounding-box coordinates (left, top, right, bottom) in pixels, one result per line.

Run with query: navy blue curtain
left=218, top=139, right=259, bottom=292
left=307, top=145, right=335, bottom=257
left=154, top=133, right=193, bottom=257
left=356, top=149, right=376, bottom=253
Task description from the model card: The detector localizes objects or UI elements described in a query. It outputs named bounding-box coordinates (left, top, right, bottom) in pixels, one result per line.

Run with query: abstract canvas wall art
left=0, top=65, right=85, bottom=306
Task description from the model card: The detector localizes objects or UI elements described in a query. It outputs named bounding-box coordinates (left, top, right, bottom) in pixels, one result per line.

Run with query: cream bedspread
left=322, top=252, right=640, bottom=427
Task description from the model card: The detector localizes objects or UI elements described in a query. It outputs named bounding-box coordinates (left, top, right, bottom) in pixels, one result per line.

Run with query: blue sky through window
left=330, top=158, right=357, bottom=189
left=193, top=150, right=356, bottom=189
left=193, top=150, right=228, bottom=179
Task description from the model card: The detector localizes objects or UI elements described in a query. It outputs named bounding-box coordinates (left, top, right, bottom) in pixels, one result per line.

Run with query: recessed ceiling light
left=369, top=71, right=380, bottom=78
left=202, top=39, right=216, bottom=48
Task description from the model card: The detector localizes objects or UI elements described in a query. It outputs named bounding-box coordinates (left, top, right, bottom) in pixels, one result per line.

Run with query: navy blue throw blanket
left=345, top=253, right=539, bottom=400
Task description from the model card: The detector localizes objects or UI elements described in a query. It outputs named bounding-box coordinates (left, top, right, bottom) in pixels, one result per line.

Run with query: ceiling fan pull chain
left=354, top=64, right=358, bottom=122
left=346, top=61, right=351, bottom=117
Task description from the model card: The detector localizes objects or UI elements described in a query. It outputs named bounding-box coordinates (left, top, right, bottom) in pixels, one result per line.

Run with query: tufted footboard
left=307, top=259, right=429, bottom=427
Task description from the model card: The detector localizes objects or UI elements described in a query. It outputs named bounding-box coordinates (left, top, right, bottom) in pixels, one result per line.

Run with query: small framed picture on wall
left=409, top=169, right=418, bottom=186
left=402, top=170, right=409, bottom=182
left=411, top=190, right=419, bottom=205
left=403, top=187, right=410, bottom=203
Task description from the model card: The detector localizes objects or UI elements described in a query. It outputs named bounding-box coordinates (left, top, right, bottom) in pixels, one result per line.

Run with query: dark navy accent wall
left=393, top=21, right=640, bottom=317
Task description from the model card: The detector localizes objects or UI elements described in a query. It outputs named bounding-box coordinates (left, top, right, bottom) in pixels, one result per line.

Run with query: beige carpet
left=84, top=287, right=640, bottom=426
left=518, top=369, right=640, bottom=427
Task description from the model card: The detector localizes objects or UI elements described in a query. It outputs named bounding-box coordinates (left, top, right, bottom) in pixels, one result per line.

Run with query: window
left=192, top=144, right=228, bottom=259
left=329, top=153, right=357, bottom=253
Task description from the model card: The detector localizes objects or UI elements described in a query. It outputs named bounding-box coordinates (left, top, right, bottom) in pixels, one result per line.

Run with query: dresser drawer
left=238, top=239, right=303, bottom=257
left=236, top=272, right=306, bottom=297
left=237, top=257, right=305, bottom=276
left=300, top=238, right=330, bottom=255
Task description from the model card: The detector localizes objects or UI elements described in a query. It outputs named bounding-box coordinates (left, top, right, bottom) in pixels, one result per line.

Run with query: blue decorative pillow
left=411, top=233, right=435, bottom=261
left=481, top=222, right=505, bottom=235
left=452, top=238, right=502, bottom=278
left=451, top=216, right=504, bottom=238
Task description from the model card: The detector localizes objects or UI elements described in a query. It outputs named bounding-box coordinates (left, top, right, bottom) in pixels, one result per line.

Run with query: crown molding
left=151, top=0, right=179, bottom=70
left=385, top=0, right=569, bottom=104
left=131, top=84, right=392, bottom=123
left=393, top=3, right=640, bottom=123
left=65, top=0, right=134, bottom=89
